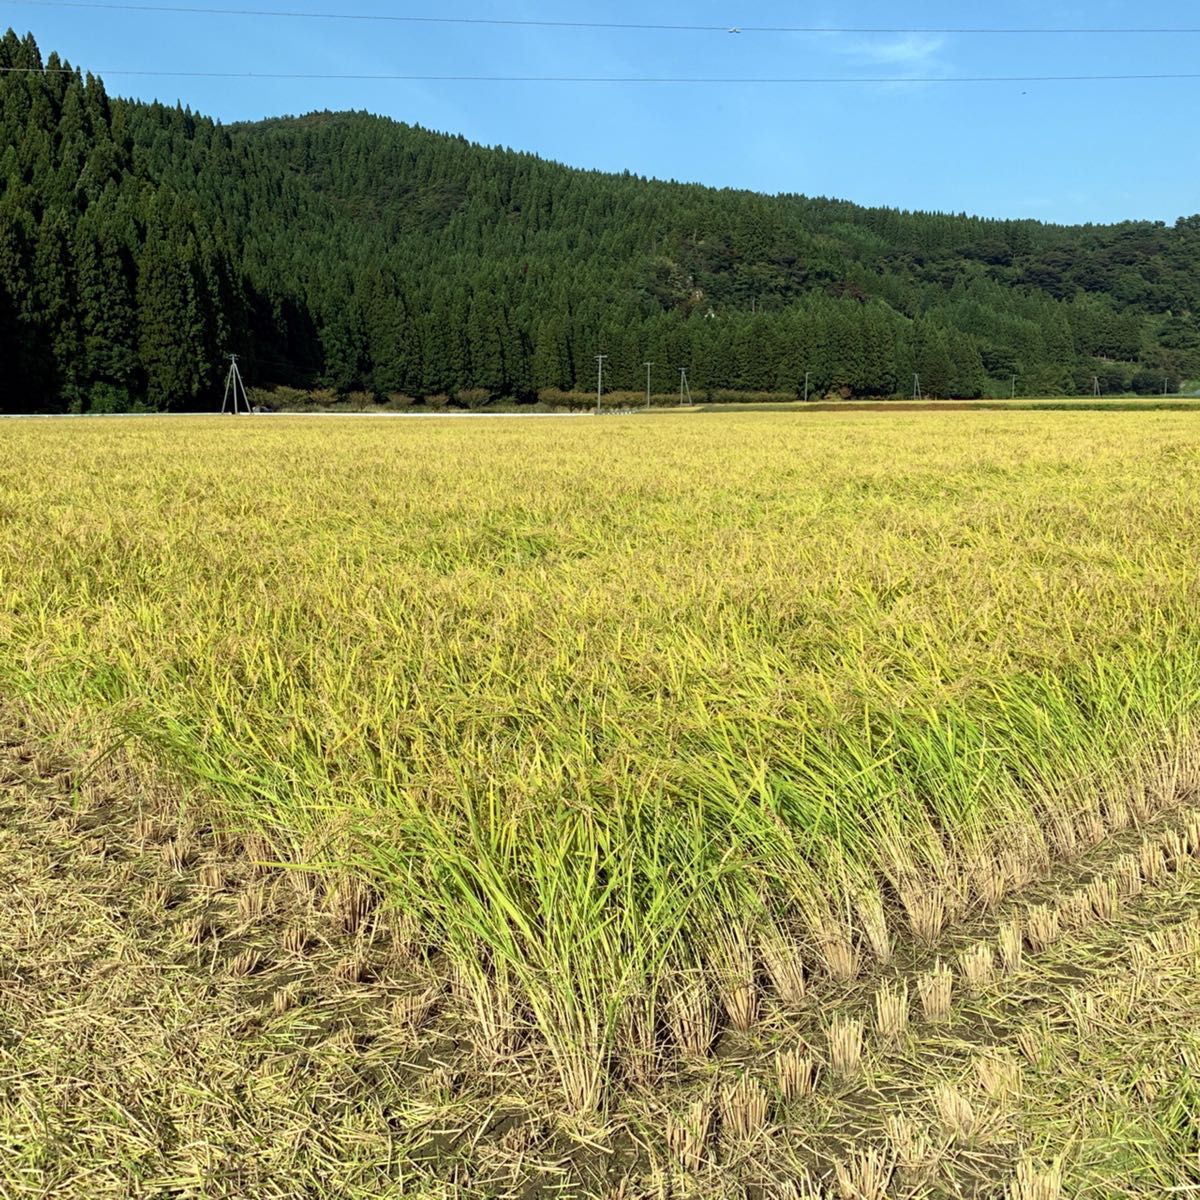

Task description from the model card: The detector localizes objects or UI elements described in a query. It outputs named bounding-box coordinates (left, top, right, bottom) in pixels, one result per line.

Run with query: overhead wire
left=4, top=0, right=1200, bottom=36
left=2, top=66, right=1199, bottom=84
left=4, top=1, right=1197, bottom=86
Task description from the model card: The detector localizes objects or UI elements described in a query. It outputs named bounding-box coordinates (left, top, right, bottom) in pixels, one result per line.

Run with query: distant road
left=7, top=400, right=1200, bottom=420
left=0, top=410, right=597, bottom=420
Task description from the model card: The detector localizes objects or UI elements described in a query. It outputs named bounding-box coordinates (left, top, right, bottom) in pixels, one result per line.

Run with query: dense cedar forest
left=1, top=30, right=1198, bottom=412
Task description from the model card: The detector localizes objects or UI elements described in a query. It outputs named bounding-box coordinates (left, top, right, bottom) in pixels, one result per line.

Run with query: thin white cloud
left=848, top=34, right=948, bottom=70
left=820, top=32, right=952, bottom=82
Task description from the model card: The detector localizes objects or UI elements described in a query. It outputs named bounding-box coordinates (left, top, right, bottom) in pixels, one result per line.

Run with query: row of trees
left=308, top=288, right=992, bottom=400
left=0, top=29, right=1196, bottom=412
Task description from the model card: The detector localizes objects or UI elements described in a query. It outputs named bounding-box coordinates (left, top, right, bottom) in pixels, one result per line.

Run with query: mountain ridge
left=1, top=29, right=1197, bottom=411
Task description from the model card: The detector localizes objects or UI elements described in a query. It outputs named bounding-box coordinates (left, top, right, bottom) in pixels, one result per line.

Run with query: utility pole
left=1093, top=376, right=1102, bottom=397
left=595, top=354, right=608, bottom=415
left=221, top=353, right=250, bottom=415
left=1011, top=375, right=1017, bottom=400
left=804, top=371, right=811, bottom=402
left=679, top=368, right=692, bottom=407
left=644, top=361, right=654, bottom=410
left=912, top=373, right=922, bottom=402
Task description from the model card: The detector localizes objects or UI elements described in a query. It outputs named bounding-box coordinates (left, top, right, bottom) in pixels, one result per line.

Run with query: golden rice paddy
left=2, top=411, right=1200, bottom=1197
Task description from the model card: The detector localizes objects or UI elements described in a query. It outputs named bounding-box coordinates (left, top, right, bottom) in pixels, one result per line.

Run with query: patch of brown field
left=0, top=708, right=639, bottom=1199
left=657, top=786, right=1200, bottom=1194
left=5, top=705, right=1200, bottom=1198
left=764, top=873, right=1200, bottom=1195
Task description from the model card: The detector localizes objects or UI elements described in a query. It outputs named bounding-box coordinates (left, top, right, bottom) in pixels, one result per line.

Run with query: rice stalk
left=933, top=1082, right=977, bottom=1140
left=855, top=888, right=893, bottom=965
left=1006, top=1158, right=1063, bottom=1200
left=834, top=1146, right=893, bottom=1200
left=1025, top=904, right=1060, bottom=953
left=957, top=942, right=996, bottom=993
left=775, top=1046, right=819, bottom=1102
left=917, top=960, right=953, bottom=1023
left=667, top=975, right=718, bottom=1061
left=873, top=979, right=909, bottom=1045
left=975, top=1050, right=1021, bottom=1100
left=664, top=1090, right=713, bottom=1173
left=998, top=917, right=1024, bottom=973
left=827, top=1014, right=865, bottom=1080
left=1141, top=838, right=1166, bottom=882
left=718, top=1074, right=770, bottom=1143
left=711, top=922, right=758, bottom=1033
left=884, top=1113, right=940, bottom=1183
left=1086, top=877, right=1119, bottom=922
left=760, top=929, right=807, bottom=1008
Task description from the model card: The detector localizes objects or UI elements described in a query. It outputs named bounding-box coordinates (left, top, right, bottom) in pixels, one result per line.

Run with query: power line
left=3, top=65, right=1200, bottom=84
left=7, top=1, right=1200, bottom=36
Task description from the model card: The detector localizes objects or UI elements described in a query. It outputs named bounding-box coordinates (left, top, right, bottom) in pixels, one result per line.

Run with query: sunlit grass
left=2, top=411, right=1199, bottom=1112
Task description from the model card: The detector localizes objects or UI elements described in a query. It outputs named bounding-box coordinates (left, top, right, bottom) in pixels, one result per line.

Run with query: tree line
left=1, top=29, right=1197, bottom=412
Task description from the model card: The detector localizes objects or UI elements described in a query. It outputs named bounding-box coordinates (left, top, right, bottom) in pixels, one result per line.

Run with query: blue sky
left=5, top=0, right=1199, bottom=224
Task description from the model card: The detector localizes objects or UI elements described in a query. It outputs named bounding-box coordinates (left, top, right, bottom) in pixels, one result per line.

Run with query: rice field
left=2, top=411, right=1200, bottom=1197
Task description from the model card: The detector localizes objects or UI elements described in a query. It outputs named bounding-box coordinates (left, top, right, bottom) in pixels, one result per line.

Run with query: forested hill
left=2, top=30, right=1198, bottom=412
